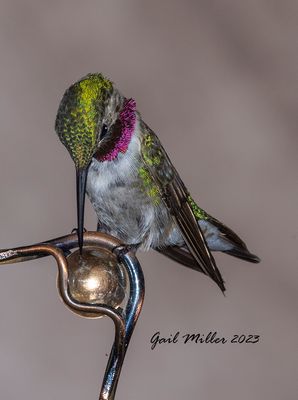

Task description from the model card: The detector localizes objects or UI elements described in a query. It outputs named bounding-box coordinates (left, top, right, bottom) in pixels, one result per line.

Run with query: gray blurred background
left=0, top=1, right=297, bottom=399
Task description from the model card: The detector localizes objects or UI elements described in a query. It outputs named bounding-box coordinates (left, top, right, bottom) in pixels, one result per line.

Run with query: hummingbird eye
left=100, top=124, right=108, bottom=140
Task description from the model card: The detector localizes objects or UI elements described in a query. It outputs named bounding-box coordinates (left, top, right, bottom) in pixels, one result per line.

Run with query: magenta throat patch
left=100, top=98, right=136, bottom=161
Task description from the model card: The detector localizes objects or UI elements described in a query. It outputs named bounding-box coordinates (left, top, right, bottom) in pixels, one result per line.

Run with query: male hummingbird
left=55, top=73, right=260, bottom=292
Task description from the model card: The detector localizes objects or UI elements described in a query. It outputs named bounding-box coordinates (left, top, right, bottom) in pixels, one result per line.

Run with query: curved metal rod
left=0, top=231, right=120, bottom=265
left=101, top=247, right=145, bottom=400
left=0, top=232, right=145, bottom=400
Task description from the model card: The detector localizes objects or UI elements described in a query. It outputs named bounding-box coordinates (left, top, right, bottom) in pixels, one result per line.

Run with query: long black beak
left=76, top=167, right=89, bottom=254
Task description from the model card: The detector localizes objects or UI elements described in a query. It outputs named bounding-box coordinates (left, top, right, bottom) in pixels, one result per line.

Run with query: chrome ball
left=66, top=246, right=127, bottom=318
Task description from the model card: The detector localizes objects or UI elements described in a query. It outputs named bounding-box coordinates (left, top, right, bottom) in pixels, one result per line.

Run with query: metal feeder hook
left=0, top=231, right=145, bottom=400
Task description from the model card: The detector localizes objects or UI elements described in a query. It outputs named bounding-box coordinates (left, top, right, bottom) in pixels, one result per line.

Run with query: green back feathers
left=139, top=125, right=209, bottom=220
left=187, top=195, right=208, bottom=220
left=55, top=73, right=113, bottom=169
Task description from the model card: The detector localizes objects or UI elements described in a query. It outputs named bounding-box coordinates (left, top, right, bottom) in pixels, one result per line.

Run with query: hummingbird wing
left=140, top=123, right=225, bottom=292
left=156, top=245, right=203, bottom=271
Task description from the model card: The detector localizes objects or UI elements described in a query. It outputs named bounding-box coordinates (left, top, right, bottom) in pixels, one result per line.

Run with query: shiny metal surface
left=0, top=231, right=145, bottom=400
left=67, top=247, right=127, bottom=318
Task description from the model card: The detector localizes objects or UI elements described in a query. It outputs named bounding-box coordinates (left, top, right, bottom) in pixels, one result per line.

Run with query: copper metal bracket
left=0, top=231, right=145, bottom=400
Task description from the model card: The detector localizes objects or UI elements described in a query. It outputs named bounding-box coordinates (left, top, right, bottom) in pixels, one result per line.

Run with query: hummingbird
left=55, top=73, right=260, bottom=292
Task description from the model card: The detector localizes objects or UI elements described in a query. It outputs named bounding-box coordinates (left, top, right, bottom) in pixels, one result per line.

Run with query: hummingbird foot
left=112, top=243, right=141, bottom=261
left=71, top=227, right=87, bottom=234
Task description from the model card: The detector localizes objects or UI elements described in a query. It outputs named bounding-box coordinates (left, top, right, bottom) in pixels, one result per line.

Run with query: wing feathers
left=140, top=125, right=225, bottom=292
left=156, top=245, right=203, bottom=272
left=168, top=183, right=225, bottom=291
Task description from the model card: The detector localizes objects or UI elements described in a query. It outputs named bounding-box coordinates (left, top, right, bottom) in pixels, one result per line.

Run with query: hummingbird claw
left=112, top=243, right=141, bottom=261
left=71, top=227, right=87, bottom=234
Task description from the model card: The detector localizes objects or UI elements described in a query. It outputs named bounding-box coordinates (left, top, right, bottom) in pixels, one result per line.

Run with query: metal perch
left=0, top=231, right=145, bottom=400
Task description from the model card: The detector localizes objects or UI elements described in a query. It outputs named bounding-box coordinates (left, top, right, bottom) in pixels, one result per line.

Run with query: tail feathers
left=207, top=215, right=260, bottom=264
left=156, top=245, right=205, bottom=274
left=223, top=248, right=260, bottom=263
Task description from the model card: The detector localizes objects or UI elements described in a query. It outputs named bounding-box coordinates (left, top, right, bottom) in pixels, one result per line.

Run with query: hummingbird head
left=55, top=73, right=137, bottom=252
